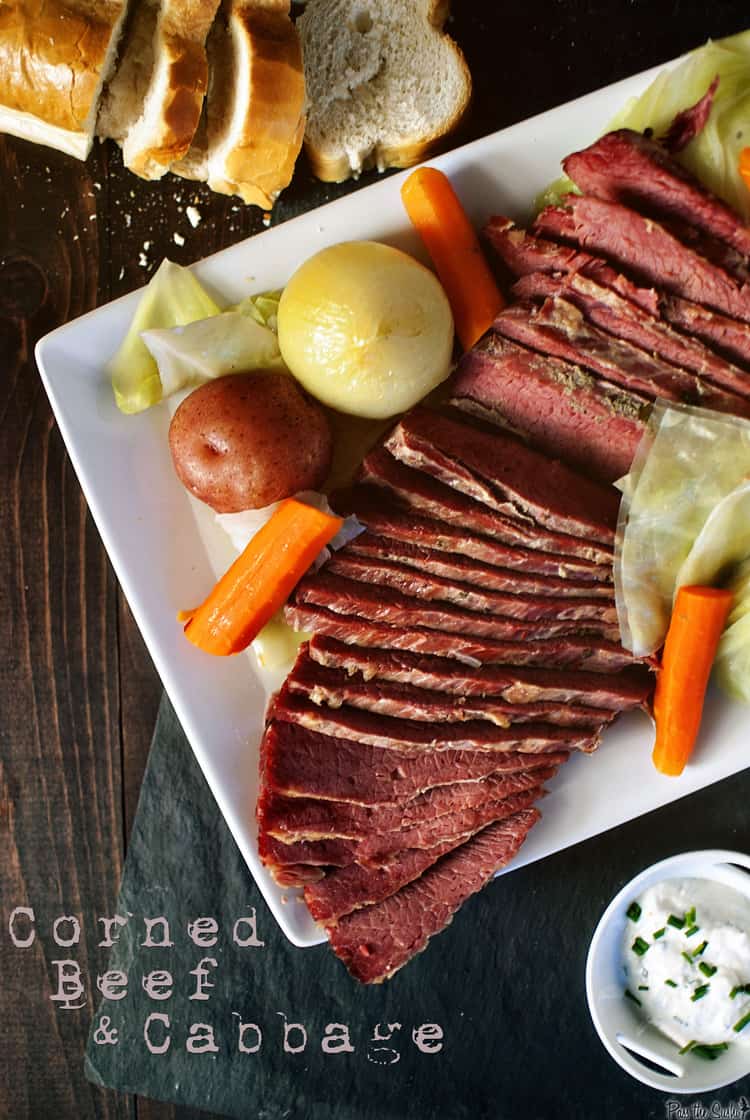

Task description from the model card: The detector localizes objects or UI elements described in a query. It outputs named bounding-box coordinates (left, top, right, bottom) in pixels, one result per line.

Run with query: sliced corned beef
left=308, top=636, right=653, bottom=709
left=291, top=574, right=620, bottom=642
left=512, top=270, right=750, bottom=400
left=357, top=787, right=543, bottom=864
left=664, top=297, right=750, bottom=372
left=328, top=810, right=538, bottom=982
left=533, top=197, right=750, bottom=324
left=287, top=656, right=613, bottom=728
left=270, top=689, right=602, bottom=753
left=347, top=532, right=615, bottom=598
left=305, top=841, right=462, bottom=925
left=260, top=720, right=566, bottom=806
left=451, top=334, right=647, bottom=483
left=260, top=767, right=557, bottom=841
left=563, top=128, right=750, bottom=258
left=493, top=298, right=750, bottom=416
left=344, top=492, right=613, bottom=581
left=359, top=447, right=613, bottom=563
left=259, top=832, right=355, bottom=869
left=285, top=602, right=641, bottom=673
left=384, top=406, right=618, bottom=543
left=483, top=215, right=662, bottom=316
left=321, top=554, right=618, bottom=626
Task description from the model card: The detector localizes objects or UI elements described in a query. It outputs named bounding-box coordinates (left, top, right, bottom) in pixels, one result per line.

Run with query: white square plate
left=36, top=55, right=750, bottom=948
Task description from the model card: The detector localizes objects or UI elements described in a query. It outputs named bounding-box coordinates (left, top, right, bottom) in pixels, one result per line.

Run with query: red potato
left=169, top=372, right=333, bottom=512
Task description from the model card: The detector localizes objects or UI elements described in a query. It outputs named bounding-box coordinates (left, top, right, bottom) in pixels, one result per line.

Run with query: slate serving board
left=85, top=695, right=750, bottom=1118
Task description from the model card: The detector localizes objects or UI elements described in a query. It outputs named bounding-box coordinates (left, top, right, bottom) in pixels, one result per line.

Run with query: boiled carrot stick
left=652, top=585, right=733, bottom=776
left=740, top=148, right=750, bottom=194
left=401, top=166, right=505, bottom=351
left=182, top=499, right=342, bottom=656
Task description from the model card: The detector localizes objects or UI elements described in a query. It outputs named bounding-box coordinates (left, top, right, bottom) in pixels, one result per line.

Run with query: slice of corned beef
left=308, top=636, right=653, bottom=709
left=287, top=656, right=612, bottom=728
left=259, top=831, right=355, bottom=869
left=358, top=787, right=544, bottom=864
left=270, top=689, right=602, bottom=753
left=512, top=270, right=750, bottom=399
left=664, top=297, right=750, bottom=372
left=359, top=447, right=612, bottom=563
left=493, top=298, right=750, bottom=416
left=291, top=574, right=620, bottom=642
left=483, top=216, right=662, bottom=316
left=260, top=720, right=566, bottom=806
left=347, top=532, right=615, bottom=598
left=384, top=406, right=618, bottom=543
left=665, top=217, right=750, bottom=286
left=260, top=767, right=557, bottom=841
left=321, top=554, right=617, bottom=626
left=533, top=197, right=750, bottom=324
left=285, top=602, right=641, bottom=673
left=305, top=841, right=462, bottom=925
left=344, top=492, right=613, bottom=582
left=328, top=810, right=538, bottom=982
left=661, top=77, right=719, bottom=153
left=451, top=334, right=647, bottom=483
left=563, top=127, right=750, bottom=258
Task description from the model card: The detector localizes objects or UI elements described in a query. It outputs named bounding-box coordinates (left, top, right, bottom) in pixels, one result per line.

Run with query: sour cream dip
left=623, top=877, right=750, bottom=1053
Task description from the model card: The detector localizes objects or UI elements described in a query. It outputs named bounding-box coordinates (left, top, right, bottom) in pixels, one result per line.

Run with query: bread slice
left=298, top=0, right=471, bottom=182
left=173, top=0, right=305, bottom=208
left=0, top=0, right=131, bottom=159
left=97, top=0, right=220, bottom=180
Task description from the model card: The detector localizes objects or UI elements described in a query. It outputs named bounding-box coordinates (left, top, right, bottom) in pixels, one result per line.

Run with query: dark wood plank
left=0, top=136, right=131, bottom=1118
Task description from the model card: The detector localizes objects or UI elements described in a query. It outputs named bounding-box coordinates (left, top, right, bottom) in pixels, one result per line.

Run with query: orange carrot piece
left=652, top=585, right=733, bottom=777
left=741, top=147, right=750, bottom=194
left=183, top=499, right=342, bottom=656
left=401, top=166, right=505, bottom=351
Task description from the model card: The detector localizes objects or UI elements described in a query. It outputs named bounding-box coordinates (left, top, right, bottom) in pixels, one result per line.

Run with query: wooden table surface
left=2, top=4, right=748, bottom=1117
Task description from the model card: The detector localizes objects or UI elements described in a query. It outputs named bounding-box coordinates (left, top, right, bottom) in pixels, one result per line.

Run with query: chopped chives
left=668, top=914, right=685, bottom=930
left=730, top=984, right=750, bottom=999
left=638, top=985, right=649, bottom=991
left=692, top=941, right=708, bottom=957
left=685, top=925, right=700, bottom=938
left=689, top=1043, right=729, bottom=1061
left=691, top=984, right=710, bottom=1002
left=626, top=901, right=642, bottom=922
left=734, top=1011, right=750, bottom=1034
left=624, top=988, right=642, bottom=1007
left=632, top=936, right=650, bottom=957
left=678, top=1040, right=696, bottom=1054
left=682, top=951, right=695, bottom=965
left=665, top=979, right=678, bottom=988
left=653, top=927, right=666, bottom=940
left=684, top=906, right=697, bottom=926
left=698, top=962, right=717, bottom=978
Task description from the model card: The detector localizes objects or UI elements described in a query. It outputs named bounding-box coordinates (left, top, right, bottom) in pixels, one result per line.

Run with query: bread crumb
left=138, top=252, right=149, bottom=268
left=118, top=266, right=125, bottom=280
left=173, top=232, right=185, bottom=247
left=186, top=206, right=202, bottom=228
left=124, top=213, right=131, bottom=228
left=143, top=240, right=151, bottom=251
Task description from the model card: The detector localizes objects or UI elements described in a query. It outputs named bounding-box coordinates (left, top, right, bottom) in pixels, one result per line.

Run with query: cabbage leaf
left=109, top=260, right=222, bottom=414
left=615, top=402, right=750, bottom=657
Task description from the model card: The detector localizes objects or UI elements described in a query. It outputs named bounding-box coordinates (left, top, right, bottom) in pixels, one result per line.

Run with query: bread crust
left=0, top=0, right=127, bottom=152
left=300, top=0, right=471, bottom=183
left=122, top=0, right=220, bottom=179
left=206, top=1, right=306, bottom=207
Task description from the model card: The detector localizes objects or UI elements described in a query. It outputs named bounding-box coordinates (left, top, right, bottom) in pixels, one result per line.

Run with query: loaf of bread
left=298, top=0, right=471, bottom=182
left=0, top=0, right=131, bottom=159
left=174, top=0, right=306, bottom=208
left=97, top=0, right=221, bottom=179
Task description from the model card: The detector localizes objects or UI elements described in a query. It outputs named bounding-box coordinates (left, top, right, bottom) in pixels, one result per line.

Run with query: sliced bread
left=97, top=0, right=221, bottom=180
left=298, top=0, right=471, bottom=182
left=0, top=0, right=131, bottom=159
left=174, top=0, right=305, bottom=208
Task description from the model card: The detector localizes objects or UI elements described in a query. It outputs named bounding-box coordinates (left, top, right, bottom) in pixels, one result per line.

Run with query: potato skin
left=169, top=372, right=333, bottom=512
